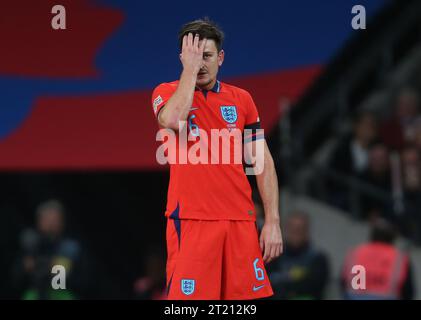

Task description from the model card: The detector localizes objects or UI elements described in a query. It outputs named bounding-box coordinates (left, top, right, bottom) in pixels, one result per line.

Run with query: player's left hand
left=260, top=221, right=283, bottom=264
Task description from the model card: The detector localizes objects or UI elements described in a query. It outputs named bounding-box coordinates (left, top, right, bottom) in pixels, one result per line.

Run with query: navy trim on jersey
left=244, top=121, right=261, bottom=130
left=166, top=272, right=174, bottom=297
left=170, top=202, right=181, bottom=249
left=244, top=121, right=263, bottom=143
left=195, top=80, right=221, bottom=98
left=212, top=80, right=221, bottom=93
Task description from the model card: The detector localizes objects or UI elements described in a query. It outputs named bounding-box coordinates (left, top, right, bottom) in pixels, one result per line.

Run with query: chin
left=196, top=78, right=213, bottom=89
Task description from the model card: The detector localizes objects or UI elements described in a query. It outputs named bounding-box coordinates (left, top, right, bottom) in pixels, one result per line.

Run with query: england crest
left=181, top=279, right=195, bottom=295
left=220, top=106, right=238, bottom=123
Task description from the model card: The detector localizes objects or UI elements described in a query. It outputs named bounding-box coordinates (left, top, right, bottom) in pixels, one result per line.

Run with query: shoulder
left=153, top=80, right=179, bottom=93
left=221, top=82, right=252, bottom=98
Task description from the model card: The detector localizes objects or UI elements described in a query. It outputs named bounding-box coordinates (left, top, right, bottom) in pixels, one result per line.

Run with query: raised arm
left=158, top=33, right=206, bottom=130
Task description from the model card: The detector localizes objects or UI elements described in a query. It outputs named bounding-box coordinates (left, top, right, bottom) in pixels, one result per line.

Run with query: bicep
left=151, top=84, right=174, bottom=119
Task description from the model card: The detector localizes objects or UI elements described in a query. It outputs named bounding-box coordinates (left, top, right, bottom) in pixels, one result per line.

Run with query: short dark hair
left=178, top=18, right=224, bottom=52
left=370, top=218, right=396, bottom=244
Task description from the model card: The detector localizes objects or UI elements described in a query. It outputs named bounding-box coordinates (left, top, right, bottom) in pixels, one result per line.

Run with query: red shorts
left=166, top=219, right=273, bottom=300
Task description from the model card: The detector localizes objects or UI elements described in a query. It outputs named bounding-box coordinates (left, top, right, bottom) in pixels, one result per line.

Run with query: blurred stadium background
left=1, top=0, right=420, bottom=299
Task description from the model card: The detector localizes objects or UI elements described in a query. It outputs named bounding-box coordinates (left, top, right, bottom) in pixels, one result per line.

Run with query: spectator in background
left=360, top=143, right=392, bottom=221
left=11, top=200, right=82, bottom=300
left=331, top=111, right=378, bottom=177
left=401, top=146, right=421, bottom=245
left=133, top=246, right=166, bottom=300
left=328, top=111, right=378, bottom=210
left=401, top=146, right=420, bottom=193
left=380, top=88, right=421, bottom=151
left=268, top=211, right=330, bottom=300
left=413, top=120, right=421, bottom=151
left=341, top=218, right=415, bottom=300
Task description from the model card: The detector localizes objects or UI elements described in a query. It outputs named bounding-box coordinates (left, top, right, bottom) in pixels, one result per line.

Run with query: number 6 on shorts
left=253, top=258, right=265, bottom=281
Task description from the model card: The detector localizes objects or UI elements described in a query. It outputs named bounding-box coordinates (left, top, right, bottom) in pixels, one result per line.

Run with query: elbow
left=158, top=118, right=177, bottom=131
left=158, top=106, right=189, bottom=131
left=158, top=113, right=180, bottom=131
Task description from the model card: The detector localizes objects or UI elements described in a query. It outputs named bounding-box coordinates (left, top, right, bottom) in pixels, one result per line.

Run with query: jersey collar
left=195, top=80, right=221, bottom=94
left=212, top=80, right=221, bottom=93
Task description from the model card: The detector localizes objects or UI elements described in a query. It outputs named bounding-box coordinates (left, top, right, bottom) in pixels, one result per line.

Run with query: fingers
left=259, top=234, right=265, bottom=253
left=193, top=33, right=200, bottom=49
left=261, top=236, right=270, bottom=263
left=269, top=245, right=277, bottom=263
left=182, top=35, right=188, bottom=50
left=183, top=33, right=205, bottom=49
left=275, top=244, right=281, bottom=258
left=265, top=244, right=275, bottom=264
left=199, top=37, right=207, bottom=53
left=262, top=246, right=269, bottom=263
left=180, top=32, right=206, bottom=73
left=260, top=224, right=283, bottom=264
left=274, top=241, right=283, bottom=259
left=187, top=32, right=194, bottom=47
left=263, top=241, right=282, bottom=264
left=263, top=247, right=270, bottom=264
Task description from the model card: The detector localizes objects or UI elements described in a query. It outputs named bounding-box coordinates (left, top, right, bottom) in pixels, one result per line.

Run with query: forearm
left=158, top=69, right=197, bottom=129
left=256, top=144, right=280, bottom=223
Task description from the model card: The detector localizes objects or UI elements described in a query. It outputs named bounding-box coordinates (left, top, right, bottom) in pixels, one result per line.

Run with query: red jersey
left=151, top=80, right=263, bottom=221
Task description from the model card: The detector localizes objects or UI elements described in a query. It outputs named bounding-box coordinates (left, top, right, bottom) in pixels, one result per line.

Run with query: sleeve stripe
left=244, top=133, right=265, bottom=144
left=244, top=132, right=260, bottom=138
left=243, top=121, right=263, bottom=143
left=244, top=121, right=261, bottom=130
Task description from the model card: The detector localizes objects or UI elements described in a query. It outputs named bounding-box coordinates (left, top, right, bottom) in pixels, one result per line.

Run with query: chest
left=188, top=92, right=246, bottom=132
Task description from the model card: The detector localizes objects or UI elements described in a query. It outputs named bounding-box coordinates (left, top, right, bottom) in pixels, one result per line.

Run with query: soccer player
left=151, top=18, right=283, bottom=300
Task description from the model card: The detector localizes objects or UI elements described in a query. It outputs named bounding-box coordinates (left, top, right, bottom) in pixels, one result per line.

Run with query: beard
left=196, top=76, right=213, bottom=89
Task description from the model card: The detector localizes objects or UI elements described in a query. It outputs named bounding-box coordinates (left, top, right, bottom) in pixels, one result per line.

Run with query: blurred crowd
left=7, top=194, right=417, bottom=300
left=263, top=209, right=415, bottom=300
left=11, top=200, right=84, bottom=299
left=328, top=87, right=421, bottom=245
left=9, top=199, right=166, bottom=300
left=7, top=200, right=111, bottom=299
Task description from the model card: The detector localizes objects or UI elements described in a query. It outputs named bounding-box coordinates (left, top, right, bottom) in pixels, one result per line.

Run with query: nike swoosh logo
left=252, top=285, right=265, bottom=292
left=190, top=107, right=199, bottom=111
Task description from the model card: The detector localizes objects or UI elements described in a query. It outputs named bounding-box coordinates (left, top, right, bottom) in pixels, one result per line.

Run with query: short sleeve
left=244, top=91, right=261, bottom=127
left=151, top=83, right=176, bottom=118
left=243, top=91, right=264, bottom=143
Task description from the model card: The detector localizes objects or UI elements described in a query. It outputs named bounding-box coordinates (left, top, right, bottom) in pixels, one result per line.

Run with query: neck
left=198, top=79, right=217, bottom=91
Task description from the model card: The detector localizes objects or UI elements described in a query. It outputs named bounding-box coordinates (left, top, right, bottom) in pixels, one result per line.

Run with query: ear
left=218, top=50, right=225, bottom=67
